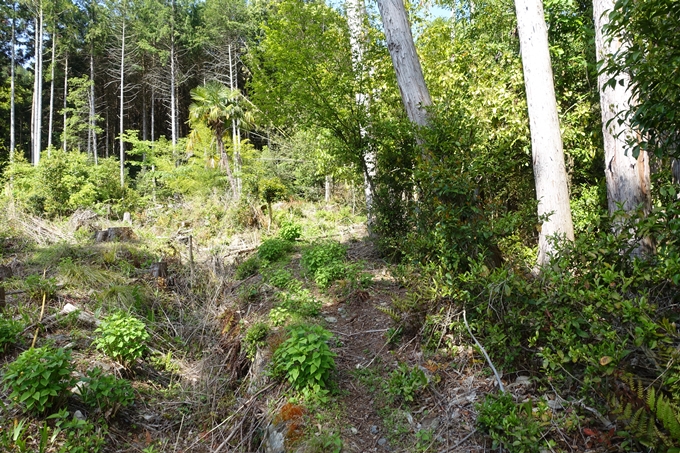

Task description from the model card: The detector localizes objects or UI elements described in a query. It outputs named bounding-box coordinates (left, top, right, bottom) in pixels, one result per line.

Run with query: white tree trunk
left=325, top=175, right=332, bottom=204
left=62, top=53, right=68, bottom=152
left=119, top=19, right=126, bottom=188
left=10, top=4, right=16, bottom=162
left=47, top=34, right=56, bottom=152
left=170, top=1, right=177, bottom=149
left=90, top=51, right=98, bottom=163
left=32, top=9, right=44, bottom=165
left=376, top=0, right=432, bottom=129
left=228, top=44, right=242, bottom=198
left=514, top=0, right=574, bottom=266
left=593, top=0, right=651, bottom=218
left=348, top=0, right=377, bottom=230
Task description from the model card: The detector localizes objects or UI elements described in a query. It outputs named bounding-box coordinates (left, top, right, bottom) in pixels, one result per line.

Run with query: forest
left=0, top=0, right=679, bottom=450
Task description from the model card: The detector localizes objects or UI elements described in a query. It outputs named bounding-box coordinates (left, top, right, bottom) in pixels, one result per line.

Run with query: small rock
left=74, top=410, right=86, bottom=421
left=370, top=425, right=379, bottom=435
left=350, top=427, right=358, bottom=435
left=324, top=316, right=337, bottom=323
left=377, top=438, right=387, bottom=446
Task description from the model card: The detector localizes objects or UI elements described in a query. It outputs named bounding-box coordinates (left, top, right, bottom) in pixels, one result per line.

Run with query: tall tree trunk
left=89, top=51, right=98, bottom=163
left=47, top=34, right=56, bottom=152
left=217, top=128, right=237, bottom=195
left=347, top=0, right=377, bottom=230
left=325, top=175, right=332, bottom=204
left=228, top=44, right=242, bottom=198
left=376, top=0, right=432, bottom=130
left=170, top=1, right=177, bottom=150
left=151, top=87, right=155, bottom=143
left=32, top=8, right=44, bottom=165
left=514, top=0, right=574, bottom=266
left=10, top=3, right=16, bottom=163
left=119, top=19, right=126, bottom=188
left=62, top=53, right=68, bottom=152
left=593, top=0, right=652, bottom=254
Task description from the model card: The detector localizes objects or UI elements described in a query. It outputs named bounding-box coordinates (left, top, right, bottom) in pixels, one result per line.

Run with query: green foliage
left=477, top=393, right=550, bottom=453
left=243, top=322, right=269, bottom=359
left=263, top=267, right=300, bottom=290
left=304, top=431, right=343, bottom=453
left=386, top=363, right=428, bottom=403
left=23, top=274, right=57, bottom=301
left=278, top=221, right=302, bottom=241
left=276, top=289, right=322, bottom=318
left=258, top=238, right=294, bottom=264
left=611, top=375, right=680, bottom=450
left=258, top=177, right=287, bottom=205
left=301, top=241, right=347, bottom=288
left=49, top=409, right=107, bottom=453
left=2, top=347, right=75, bottom=414
left=4, top=152, right=129, bottom=217
left=272, top=324, right=336, bottom=397
left=94, top=312, right=149, bottom=367
left=0, top=315, right=23, bottom=351
left=235, top=256, right=260, bottom=280
left=80, top=368, right=134, bottom=418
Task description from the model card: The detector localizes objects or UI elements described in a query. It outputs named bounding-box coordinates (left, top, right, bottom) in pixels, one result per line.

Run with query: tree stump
left=0, top=265, right=13, bottom=310
left=151, top=262, right=167, bottom=278
left=94, top=227, right=136, bottom=242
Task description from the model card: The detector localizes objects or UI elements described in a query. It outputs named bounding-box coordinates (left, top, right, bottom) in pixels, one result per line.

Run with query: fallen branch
left=439, top=429, right=477, bottom=452
left=463, top=309, right=505, bottom=392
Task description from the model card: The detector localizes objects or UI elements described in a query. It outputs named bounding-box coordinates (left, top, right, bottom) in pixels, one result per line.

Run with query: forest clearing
left=1, top=0, right=679, bottom=450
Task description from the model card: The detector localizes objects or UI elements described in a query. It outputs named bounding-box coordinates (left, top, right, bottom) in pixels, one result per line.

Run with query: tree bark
left=10, top=3, right=16, bottom=163
left=216, top=128, right=237, bottom=195
left=593, top=0, right=652, bottom=253
left=32, top=8, right=44, bottom=165
left=514, top=0, right=574, bottom=266
left=376, top=0, right=432, bottom=129
left=47, top=34, right=57, bottom=152
left=90, top=51, right=98, bottom=163
left=348, top=0, right=377, bottom=230
left=119, top=18, right=126, bottom=188
left=62, top=53, right=68, bottom=152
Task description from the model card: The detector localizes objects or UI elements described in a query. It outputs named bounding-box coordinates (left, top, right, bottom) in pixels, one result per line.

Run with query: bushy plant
left=278, top=221, right=302, bottom=241
left=258, top=238, right=294, bottom=264
left=80, top=367, right=134, bottom=417
left=276, top=289, right=322, bottom=318
left=243, top=322, right=269, bottom=359
left=386, top=363, right=428, bottom=403
left=0, top=316, right=23, bottom=351
left=94, top=312, right=149, bottom=367
left=2, top=347, right=75, bottom=413
left=272, top=324, right=336, bottom=397
left=49, top=409, right=108, bottom=453
left=477, top=393, right=551, bottom=453
left=301, top=241, right=348, bottom=288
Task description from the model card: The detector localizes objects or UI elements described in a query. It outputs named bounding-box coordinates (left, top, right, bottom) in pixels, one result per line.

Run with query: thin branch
left=463, top=309, right=505, bottom=392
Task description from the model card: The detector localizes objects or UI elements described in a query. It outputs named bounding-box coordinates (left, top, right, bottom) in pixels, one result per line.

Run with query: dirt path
left=322, top=238, right=493, bottom=452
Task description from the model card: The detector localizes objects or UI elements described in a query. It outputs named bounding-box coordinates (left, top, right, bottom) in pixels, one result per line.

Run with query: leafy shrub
left=80, top=367, right=134, bottom=417
left=278, top=221, right=302, bottom=241
left=258, top=238, right=294, bottom=264
left=243, top=322, right=269, bottom=359
left=477, top=393, right=551, bottom=453
left=276, top=289, right=322, bottom=317
left=264, top=267, right=298, bottom=290
left=94, top=312, right=149, bottom=367
left=386, top=363, right=428, bottom=403
left=0, top=316, right=23, bottom=351
left=269, top=306, right=290, bottom=326
left=235, top=256, right=260, bottom=280
left=2, top=347, right=75, bottom=413
left=49, top=408, right=108, bottom=453
left=301, top=241, right=348, bottom=288
left=272, top=325, right=336, bottom=397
